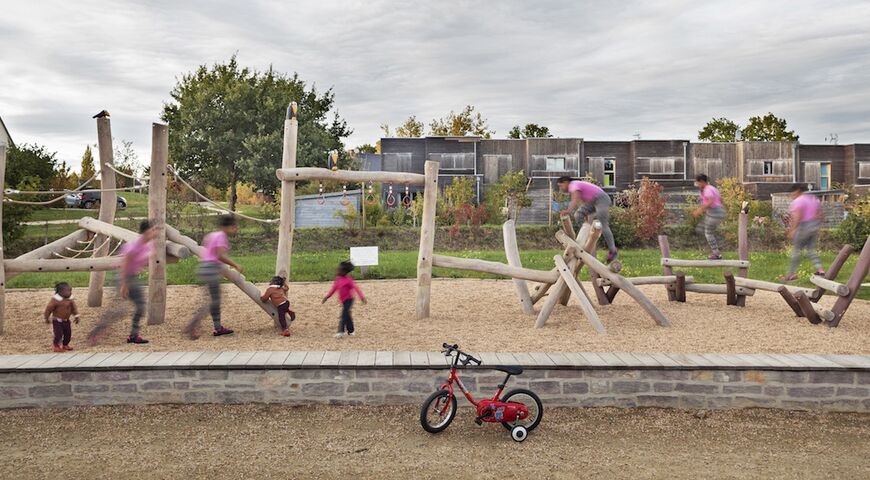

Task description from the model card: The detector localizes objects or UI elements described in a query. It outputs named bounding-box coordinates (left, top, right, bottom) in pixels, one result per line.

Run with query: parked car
left=65, top=192, right=127, bottom=210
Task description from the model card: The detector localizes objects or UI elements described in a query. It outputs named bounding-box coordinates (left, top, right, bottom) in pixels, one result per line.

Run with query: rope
left=2, top=171, right=101, bottom=205
left=52, top=238, right=123, bottom=259
left=104, top=162, right=149, bottom=183
left=167, top=165, right=279, bottom=224
left=64, top=236, right=110, bottom=255
left=108, top=239, right=124, bottom=256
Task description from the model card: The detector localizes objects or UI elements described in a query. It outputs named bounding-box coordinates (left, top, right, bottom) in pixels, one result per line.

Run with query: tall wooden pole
left=0, top=143, right=7, bottom=334
left=87, top=116, right=117, bottom=307
left=735, top=208, right=749, bottom=306
left=415, top=161, right=439, bottom=319
left=275, top=102, right=298, bottom=279
left=147, top=123, right=168, bottom=324
left=503, top=219, right=534, bottom=315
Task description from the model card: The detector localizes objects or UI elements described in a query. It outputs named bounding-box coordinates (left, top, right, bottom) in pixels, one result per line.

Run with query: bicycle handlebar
left=441, top=342, right=482, bottom=366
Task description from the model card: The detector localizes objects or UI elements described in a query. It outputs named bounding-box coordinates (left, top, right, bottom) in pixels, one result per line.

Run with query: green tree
left=161, top=55, right=351, bottom=210
left=429, top=105, right=494, bottom=138
left=484, top=170, right=531, bottom=221
left=742, top=112, right=799, bottom=141
left=396, top=115, right=424, bottom=137
left=80, top=145, right=96, bottom=181
left=443, top=176, right=475, bottom=207
left=356, top=143, right=377, bottom=154
left=698, top=117, right=740, bottom=142
left=508, top=123, right=552, bottom=139
left=3, top=144, right=60, bottom=245
left=113, top=139, right=140, bottom=188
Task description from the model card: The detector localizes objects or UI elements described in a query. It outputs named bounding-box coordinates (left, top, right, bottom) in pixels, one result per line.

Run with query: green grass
left=25, top=192, right=151, bottom=222
left=7, top=248, right=867, bottom=300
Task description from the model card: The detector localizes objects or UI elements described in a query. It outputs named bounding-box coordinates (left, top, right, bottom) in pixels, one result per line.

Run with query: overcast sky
left=2, top=0, right=869, bottom=171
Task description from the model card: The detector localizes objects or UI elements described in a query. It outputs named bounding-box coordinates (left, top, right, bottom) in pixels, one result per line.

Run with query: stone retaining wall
left=1, top=351, right=868, bottom=412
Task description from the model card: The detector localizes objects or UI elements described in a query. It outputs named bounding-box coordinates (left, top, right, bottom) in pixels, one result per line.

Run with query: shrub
left=334, top=203, right=361, bottom=230
left=609, top=207, right=640, bottom=248
left=717, top=177, right=752, bottom=221
left=835, top=192, right=870, bottom=246
left=444, top=176, right=475, bottom=207
left=610, top=177, right=667, bottom=244
left=484, top=170, right=531, bottom=223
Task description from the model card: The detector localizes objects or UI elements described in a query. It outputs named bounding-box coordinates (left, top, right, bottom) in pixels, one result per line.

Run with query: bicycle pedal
left=474, top=418, right=483, bottom=426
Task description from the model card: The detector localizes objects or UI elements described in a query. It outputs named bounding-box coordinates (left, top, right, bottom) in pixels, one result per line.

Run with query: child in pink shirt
left=781, top=184, right=824, bottom=281
left=691, top=174, right=726, bottom=260
left=557, top=176, right=618, bottom=263
left=322, top=261, right=366, bottom=338
left=185, top=216, right=241, bottom=339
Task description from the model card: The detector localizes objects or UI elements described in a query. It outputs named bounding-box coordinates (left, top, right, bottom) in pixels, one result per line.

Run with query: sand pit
left=1, top=279, right=868, bottom=355
left=1, top=404, right=868, bottom=479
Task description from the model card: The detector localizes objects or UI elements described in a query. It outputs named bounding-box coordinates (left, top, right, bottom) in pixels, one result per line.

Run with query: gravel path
left=1, top=279, right=868, bottom=355
left=1, top=404, right=868, bottom=479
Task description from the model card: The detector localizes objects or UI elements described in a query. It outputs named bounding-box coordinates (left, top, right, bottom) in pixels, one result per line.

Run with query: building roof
left=0, top=115, right=13, bottom=147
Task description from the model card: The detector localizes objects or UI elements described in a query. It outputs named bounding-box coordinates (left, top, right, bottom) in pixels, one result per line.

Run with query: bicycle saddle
left=492, top=365, right=523, bottom=375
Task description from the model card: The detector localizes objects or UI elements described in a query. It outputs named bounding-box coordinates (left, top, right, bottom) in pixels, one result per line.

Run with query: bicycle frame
left=438, top=353, right=510, bottom=409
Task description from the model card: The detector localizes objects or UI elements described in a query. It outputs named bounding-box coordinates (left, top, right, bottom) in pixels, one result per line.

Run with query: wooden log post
left=809, top=275, right=850, bottom=297
left=535, top=259, right=574, bottom=328
left=77, top=217, right=191, bottom=259
left=736, top=210, right=749, bottom=306
left=661, top=258, right=750, bottom=268
left=795, top=291, right=822, bottom=324
left=724, top=271, right=737, bottom=306
left=166, top=225, right=278, bottom=320
left=777, top=285, right=804, bottom=317
left=275, top=102, right=298, bottom=279
left=5, top=257, right=122, bottom=273
left=560, top=213, right=575, bottom=238
left=810, top=245, right=854, bottom=302
left=829, top=234, right=870, bottom=327
left=147, top=123, right=168, bottom=325
left=675, top=272, right=687, bottom=303
left=87, top=116, right=117, bottom=307
left=415, top=161, right=439, bottom=320
left=432, top=255, right=559, bottom=283
left=277, top=168, right=425, bottom=185
left=658, top=235, right=676, bottom=301
left=558, top=222, right=593, bottom=305
left=0, top=143, right=6, bottom=334
left=553, top=255, right=605, bottom=333
left=502, top=220, right=534, bottom=315
left=733, top=277, right=815, bottom=295
left=556, top=231, right=671, bottom=327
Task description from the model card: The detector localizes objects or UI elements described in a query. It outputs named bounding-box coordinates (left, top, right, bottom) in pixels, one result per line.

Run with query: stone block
left=589, top=379, right=609, bottom=394
left=141, top=381, right=172, bottom=391
left=808, top=371, right=854, bottom=384
left=820, top=399, right=863, bottom=411
left=0, top=386, right=27, bottom=399
left=762, top=371, right=808, bottom=384
left=836, top=386, right=869, bottom=397
left=257, top=372, right=289, bottom=389
left=225, top=384, right=256, bottom=390
left=31, top=373, right=61, bottom=383
left=653, top=382, right=674, bottom=393
left=563, top=382, right=589, bottom=394
left=173, top=382, right=190, bottom=390
left=786, top=386, right=835, bottom=398
left=184, top=391, right=211, bottom=403
left=383, top=394, right=419, bottom=405
left=779, top=400, right=820, bottom=410
left=586, top=370, right=639, bottom=379
left=722, top=385, right=762, bottom=395
left=611, top=381, right=650, bottom=394
left=301, top=382, right=345, bottom=396
left=636, top=395, right=679, bottom=408
left=529, top=380, right=561, bottom=394
left=679, top=395, right=706, bottom=409
left=73, top=384, right=109, bottom=394
left=640, top=370, right=690, bottom=381
left=95, top=371, right=130, bottom=381
left=675, top=383, right=718, bottom=394
left=60, top=372, right=93, bottom=382
left=733, top=396, right=776, bottom=408
left=111, top=384, right=138, bottom=393
left=131, top=370, right=175, bottom=380
left=356, top=369, right=409, bottom=379
left=707, top=397, right=733, bottom=409
left=856, top=372, right=870, bottom=385
left=763, top=386, right=785, bottom=396
left=191, top=383, right=223, bottom=390
left=548, top=370, right=585, bottom=379
left=346, top=382, right=370, bottom=393
left=215, top=390, right=265, bottom=404
left=198, top=371, right=229, bottom=380
left=288, top=370, right=323, bottom=380
left=29, top=384, right=72, bottom=398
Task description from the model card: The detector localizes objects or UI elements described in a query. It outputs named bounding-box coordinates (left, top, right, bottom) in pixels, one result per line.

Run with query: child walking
left=322, top=261, right=366, bottom=338
left=184, top=215, right=239, bottom=339
left=780, top=184, right=825, bottom=282
left=44, top=282, right=79, bottom=352
left=557, top=176, right=618, bottom=263
left=261, top=276, right=296, bottom=337
left=87, top=220, right=158, bottom=345
left=692, top=174, right=726, bottom=260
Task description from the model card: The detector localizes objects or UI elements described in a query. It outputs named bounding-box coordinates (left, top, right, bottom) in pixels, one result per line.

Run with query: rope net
left=167, top=165, right=278, bottom=224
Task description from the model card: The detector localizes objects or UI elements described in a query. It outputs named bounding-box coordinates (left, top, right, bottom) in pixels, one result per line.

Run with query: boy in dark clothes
left=44, top=282, right=79, bottom=352
left=261, top=276, right=296, bottom=337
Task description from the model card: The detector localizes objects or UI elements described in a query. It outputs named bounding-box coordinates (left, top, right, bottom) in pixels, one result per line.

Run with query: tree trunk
left=229, top=166, right=239, bottom=212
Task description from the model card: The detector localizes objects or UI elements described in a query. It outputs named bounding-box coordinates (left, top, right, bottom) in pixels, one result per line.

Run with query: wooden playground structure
left=1, top=104, right=868, bottom=336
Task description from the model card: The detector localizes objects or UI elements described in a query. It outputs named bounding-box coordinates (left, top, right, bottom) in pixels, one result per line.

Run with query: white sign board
left=350, top=246, right=379, bottom=267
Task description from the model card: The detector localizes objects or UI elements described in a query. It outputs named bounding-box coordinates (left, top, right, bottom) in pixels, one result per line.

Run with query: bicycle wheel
left=500, top=388, right=543, bottom=432
left=419, top=389, right=457, bottom=433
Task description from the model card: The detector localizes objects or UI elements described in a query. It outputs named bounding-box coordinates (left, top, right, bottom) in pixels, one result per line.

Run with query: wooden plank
left=675, top=271, right=687, bottom=303
left=433, top=255, right=559, bottom=284
left=57, top=352, right=96, bottom=368
left=700, top=353, right=736, bottom=367
left=153, top=352, right=185, bottom=367
left=822, top=355, right=870, bottom=369
left=375, top=351, right=393, bottom=367
left=545, top=352, right=573, bottom=366
left=75, top=352, right=114, bottom=368
left=227, top=351, right=256, bottom=366
left=614, top=352, right=647, bottom=367
left=510, top=352, right=535, bottom=365
left=662, top=353, right=697, bottom=368
left=596, top=352, right=627, bottom=367
left=301, top=351, right=326, bottom=367
left=209, top=351, right=239, bottom=367
left=427, top=351, right=449, bottom=366
left=78, top=218, right=189, bottom=259
left=736, top=277, right=815, bottom=295
left=724, top=271, right=737, bottom=306
left=503, top=220, right=534, bottom=315
left=661, top=258, right=750, bottom=268
left=392, top=351, right=411, bottom=367
left=681, top=353, right=716, bottom=367
left=4, top=230, right=89, bottom=281
left=647, top=353, right=680, bottom=367
left=811, top=245, right=854, bottom=301
left=753, top=354, right=792, bottom=368
left=409, top=351, right=429, bottom=367
left=320, top=351, right=342, bottom=366
left=247, top=351, right=273, bottom=366
left=561, top=352, right=592, bottom=367
left=528, top=352, right=556, bottom=366
left=830, top=235, right=870, bottom=327
left=810, top=275, right=849, bottom=296
left=495, top=352, right=519, bottom=365
left=683, top=284, right=755, bottom=296
left=578, top=352, right=609, bottom=366
left=174, top=352, right=205, bottom=366
left=476, top=352, right=501, bottom=365
left=798, top=353, right=843, bottom=369
left=596, top=275, right=696, bottom=286
left=339, top=351, right=360, bottom=367
left=136, top=352, right=169, bottom=367
left=275, top=107, right=298, bottom=279
left=554, top=255, right=605, bottom=333
left=356, top=351, right=376, bottom=366
left=415, top=161, right=439, bottom=319
left=4, top=256, right=122, bottom=273
left=115, top=351, right=150, bottom=368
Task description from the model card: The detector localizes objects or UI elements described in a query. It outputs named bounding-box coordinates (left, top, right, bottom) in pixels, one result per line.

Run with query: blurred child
left=322, top=261, right=366, bottom=338
left=88, top=220, right=158, bottom=345
left=184, top=215, right=240, bottom=339
left=557, top=176, right=618, bottom=263
left=44, top=282, right=79, bottom=352
left=261, top=275, right=296, bottom=337
left=780, top=184, right=825, bottom=282
left=691, top=174, right=725, bottom=260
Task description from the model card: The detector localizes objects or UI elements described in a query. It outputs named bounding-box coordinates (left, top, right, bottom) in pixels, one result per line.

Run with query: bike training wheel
left=500, top=388, right=543, bottom=432
left=419, top=389, right=457, bottom=434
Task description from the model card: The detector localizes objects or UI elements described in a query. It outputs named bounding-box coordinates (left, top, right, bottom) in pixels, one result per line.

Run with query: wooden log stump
left=724, top=271, right=737, bottom=306
left=777, top=285, right=804, bottom=317
left=675, top=272, right=687, bottom=303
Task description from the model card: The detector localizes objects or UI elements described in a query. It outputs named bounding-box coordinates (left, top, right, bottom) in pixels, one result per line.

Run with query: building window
left=820, top=162, right=831, bottom=191
left=859, top=162, right=870, bottom=179
left=603, top=158, right=616, bottom=188
left=546, top=157, right=566, bottom=171
left=763, top=161, right=774, bottom=175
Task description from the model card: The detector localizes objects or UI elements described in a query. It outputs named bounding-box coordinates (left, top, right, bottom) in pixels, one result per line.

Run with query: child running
left=88, top=220, right=158, bottom=345
left=184, top=215, right=239, bottom=339
left=44, top=282, right=79, bottom=352
left=557, top=176, right=618, bottom=263
left=322, top=261, right=366, bottom=338
left=780, top=184, right=825, bottom=282
left=691, top=174, right=726, bottom=260
left=261, top=276, right=296, bottom=337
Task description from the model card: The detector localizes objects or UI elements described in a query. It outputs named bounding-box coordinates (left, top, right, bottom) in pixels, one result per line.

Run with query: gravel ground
left=0, top=404, right=868, bottom=479
left=1, top=279, right=868, bottom=355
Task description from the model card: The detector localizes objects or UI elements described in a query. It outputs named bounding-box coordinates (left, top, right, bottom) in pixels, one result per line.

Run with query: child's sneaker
left=334, top=332, right=345, bottom=339
left=814, top=270, right=826, bottom=276
left=52, top=345, right=63, bottom=353
left=347, top=332, right=355, bottom=337
left=289, top=311, right=296, bottom=323
left=779, top=273, right=799, bottom=283
left=606, top=250, right=618, bottom=264
left=62, top=345, right=74, bottom=351
left=213, top=327, right=234, bottom=337
left=281, top=329, right=291, bottom=337
left=127, top=335, right=149, bottom=344
left=708, top=253, right=722, bottom=260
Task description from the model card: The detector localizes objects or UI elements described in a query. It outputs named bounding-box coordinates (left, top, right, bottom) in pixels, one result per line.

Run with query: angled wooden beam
left=432, top=255, right=559, bottom=283
left=810, top=275, right=850, bottom=297
left=661, top=258, right=750, bottom=269
left=810, top=245, right=854, bottom=302
left=554, top=255, right=605, bottom=333
left=278, top=167, right=426, bottom=186
left=777, top=285, right=804, bottom=317
left=795, top=291, right=822, bottom=324
left=829, top=234, right=870, bottom=327
left=502, top=220, right=534, bottom=315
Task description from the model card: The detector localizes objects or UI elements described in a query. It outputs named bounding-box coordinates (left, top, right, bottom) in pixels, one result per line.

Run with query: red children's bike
left=420, top=343, right=543, bottom=442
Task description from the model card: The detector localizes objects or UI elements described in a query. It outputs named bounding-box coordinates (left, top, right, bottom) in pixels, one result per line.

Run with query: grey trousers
left=576, top=192, right=617, bottom=252
left=789, top=220, right=823, bottom=275
left=89, top=273, right=146, bottom=339
left=696, top=207, right=725, bottom=253
left=186, top=261, right=223, bottom=332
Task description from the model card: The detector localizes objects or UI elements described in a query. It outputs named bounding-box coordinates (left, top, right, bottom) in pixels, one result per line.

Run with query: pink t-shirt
left=201, top=231, right=229, bottom=263
left=700, top=185, right=723, bottom=209
left=568, top=181, right=605, bottom=203
left=325, top=275, right=365, bottom=303
left=790, top=193, right=821, bottom=223
left=120, top=237, right=153, bottom=276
